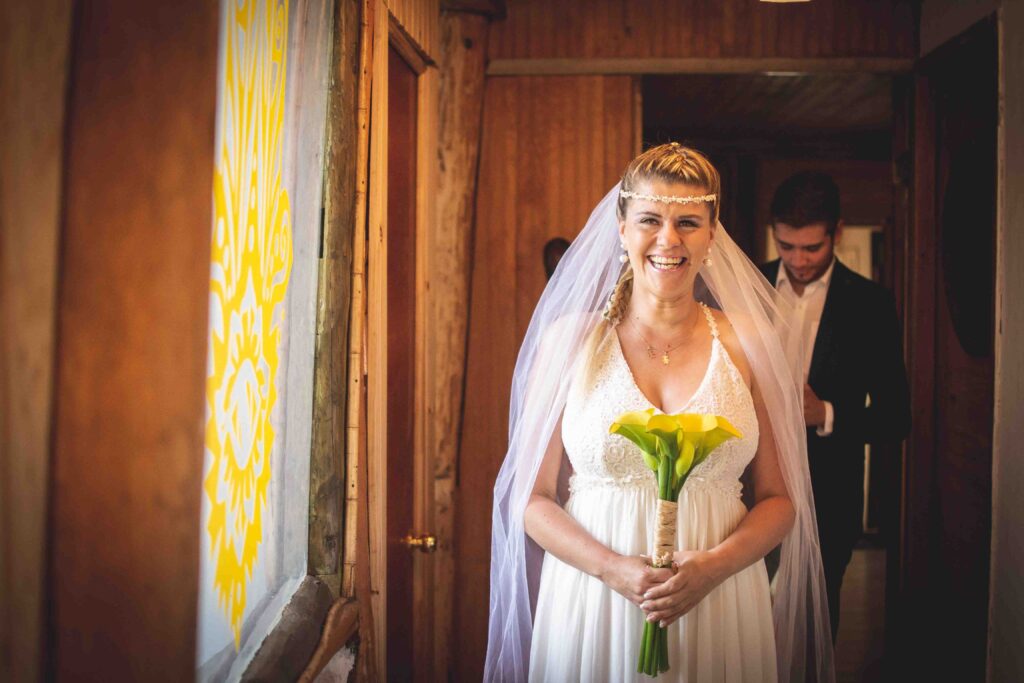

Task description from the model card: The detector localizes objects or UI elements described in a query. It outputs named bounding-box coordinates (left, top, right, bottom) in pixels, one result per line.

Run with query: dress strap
left=699, top=302, right=719, bottom=339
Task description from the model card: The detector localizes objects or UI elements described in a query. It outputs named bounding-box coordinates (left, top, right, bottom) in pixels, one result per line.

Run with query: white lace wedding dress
left=529, top=305, right=777, bottom=682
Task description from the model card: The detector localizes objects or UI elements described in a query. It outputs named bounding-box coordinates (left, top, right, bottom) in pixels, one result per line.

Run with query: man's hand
left=803, top=384, right=827, bottom=427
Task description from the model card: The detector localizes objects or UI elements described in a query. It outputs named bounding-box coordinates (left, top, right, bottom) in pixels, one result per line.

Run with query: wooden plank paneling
left=453, top=76, right=520, bottom=683
left=488, top=0, right=916, bottom=61
left=386, top=0, right=440, bottom=62
left=454, top=74, right=637, bottom=681
left=0, top=1, right=72, bottom=681
left=48, top=1, right=218, bottom=680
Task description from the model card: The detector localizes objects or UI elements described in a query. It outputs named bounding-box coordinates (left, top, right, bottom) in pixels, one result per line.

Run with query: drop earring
left=702, top=251, right=713, bottom=267
left=619, top=244, right=629, bottom=264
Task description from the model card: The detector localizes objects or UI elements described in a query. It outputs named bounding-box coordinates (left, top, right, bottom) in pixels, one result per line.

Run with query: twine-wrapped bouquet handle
left=609, top=409, right=742, bottom=677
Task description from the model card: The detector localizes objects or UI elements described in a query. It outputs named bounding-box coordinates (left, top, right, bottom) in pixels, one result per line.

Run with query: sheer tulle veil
left=484, top=183, right=836, bottom=682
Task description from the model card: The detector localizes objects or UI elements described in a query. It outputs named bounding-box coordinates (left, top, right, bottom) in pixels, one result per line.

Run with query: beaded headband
left=619, top=189, right=717, bottom=204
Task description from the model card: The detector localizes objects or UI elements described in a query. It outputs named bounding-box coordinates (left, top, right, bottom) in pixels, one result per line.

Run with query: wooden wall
left=454, top=74, right=638, bottom=681
left=488, top=0, right=917, bottom=61
left=48, top=1, right=218, bottom=679
left=755, top=158, right=892, bottom=258
left=0, top=1, right=72, bottom=681
left=387, top=0, right=440, bottom=60
left=990, top=2, right=1024, bottom=680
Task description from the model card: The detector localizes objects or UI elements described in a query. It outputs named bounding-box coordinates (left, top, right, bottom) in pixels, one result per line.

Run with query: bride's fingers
left=639, top=570, right=674, bottom=597
left=643, top=591, right=687, bottom=616
left=647, top=598, right=696, bottom=626
left=643, top=572, right=688, bottom=600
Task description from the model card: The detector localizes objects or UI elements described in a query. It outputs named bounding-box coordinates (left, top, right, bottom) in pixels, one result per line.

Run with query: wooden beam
left=309, top=0, right=361, bottom=593
left=240, top=578, right=334, bottom=683
left=487, top=57, right=915, bottom=76
left=297, top=599, right=360, bottom=683
left=431, top=11, right=488, bottom=680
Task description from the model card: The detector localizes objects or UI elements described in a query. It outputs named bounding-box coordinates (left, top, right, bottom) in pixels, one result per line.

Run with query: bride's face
left=618, top=179, right=715, bottom=303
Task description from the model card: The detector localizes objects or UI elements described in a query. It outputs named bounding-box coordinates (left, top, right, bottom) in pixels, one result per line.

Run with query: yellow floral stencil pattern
left=204, top=0, right=291, bottom=647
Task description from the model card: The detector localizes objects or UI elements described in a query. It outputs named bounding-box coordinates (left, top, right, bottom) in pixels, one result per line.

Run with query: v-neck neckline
left=613, top=329, right=718, bottom=415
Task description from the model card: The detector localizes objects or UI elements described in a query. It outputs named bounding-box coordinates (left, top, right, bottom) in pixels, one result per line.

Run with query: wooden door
left=386, top=43, right=418, bottom=682
left=47, top=2, right=217, bottom=680
left=900, top=15, right=996, bottom=681
left=453, top=75, right=639, bottom=681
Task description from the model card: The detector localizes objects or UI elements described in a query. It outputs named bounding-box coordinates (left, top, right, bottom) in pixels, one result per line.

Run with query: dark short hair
left=543, top=237, right=571, bottom=279
left=770, top=171, right=841, bottom=235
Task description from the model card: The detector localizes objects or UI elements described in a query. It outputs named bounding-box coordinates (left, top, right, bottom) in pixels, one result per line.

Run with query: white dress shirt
left=776, top=258, right=836, bottom=436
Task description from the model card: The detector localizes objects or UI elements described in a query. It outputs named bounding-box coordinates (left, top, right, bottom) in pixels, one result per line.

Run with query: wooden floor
left=835, top=548, right=887, bottom=683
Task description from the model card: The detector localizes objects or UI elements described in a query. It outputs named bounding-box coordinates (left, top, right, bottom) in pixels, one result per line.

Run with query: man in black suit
left=761, top=172, right=911, bottom=641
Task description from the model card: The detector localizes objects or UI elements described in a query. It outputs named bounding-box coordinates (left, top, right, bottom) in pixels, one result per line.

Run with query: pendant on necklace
left=661, top=353, right=670, bottom=365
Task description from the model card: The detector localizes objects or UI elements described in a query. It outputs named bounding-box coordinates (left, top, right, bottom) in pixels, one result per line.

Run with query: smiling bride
left=484, top=144, right=836, bottom=682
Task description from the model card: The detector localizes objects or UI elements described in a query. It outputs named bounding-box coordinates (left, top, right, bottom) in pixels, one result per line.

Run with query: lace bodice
left=562, top=305, right=759, bottom=499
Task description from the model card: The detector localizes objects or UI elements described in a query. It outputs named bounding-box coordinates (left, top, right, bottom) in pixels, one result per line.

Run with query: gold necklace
left=626, top=316, right=691, bottom=366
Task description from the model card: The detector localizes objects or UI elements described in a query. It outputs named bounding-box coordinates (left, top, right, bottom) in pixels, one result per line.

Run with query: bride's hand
left=600, top=554, right=675, bottom=607
left=639, top=550, right=724, bottom=627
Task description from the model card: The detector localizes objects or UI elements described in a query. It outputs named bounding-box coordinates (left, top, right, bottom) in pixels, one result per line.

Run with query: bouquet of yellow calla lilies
left=609, top=408, right=742, bottom=677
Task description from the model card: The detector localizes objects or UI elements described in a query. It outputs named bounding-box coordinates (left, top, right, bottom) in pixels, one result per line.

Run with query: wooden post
left=342, top=0, right=376, bottom=602
left=365, top=0, right=390, bottom=678
left=308, top=0, right=362, bottom=595
left=344, top=0, right=378, bottom=680
left=431, top=10, right=489, bottom=680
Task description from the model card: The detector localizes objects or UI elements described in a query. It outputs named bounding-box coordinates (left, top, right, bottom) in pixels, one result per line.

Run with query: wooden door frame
left=366, top=4, right=439, bottom=678
left=898, top=15, right=998, bottom=677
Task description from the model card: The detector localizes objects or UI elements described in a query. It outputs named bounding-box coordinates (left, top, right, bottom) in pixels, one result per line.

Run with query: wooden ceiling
left=643, top=72, right=894, bottom=137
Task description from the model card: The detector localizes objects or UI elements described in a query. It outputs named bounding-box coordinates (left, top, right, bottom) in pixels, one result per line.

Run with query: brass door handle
left=401, top=534, right=437, bottom=553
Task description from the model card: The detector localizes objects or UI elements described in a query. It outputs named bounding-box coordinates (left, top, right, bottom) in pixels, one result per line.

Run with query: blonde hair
left=579, top=143, right=721, bottom=388
left=617, top=142, right=721, bottom=224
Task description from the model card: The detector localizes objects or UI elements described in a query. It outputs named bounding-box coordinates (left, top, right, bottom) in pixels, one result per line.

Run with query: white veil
left=484, top=184, right=836, bottom=682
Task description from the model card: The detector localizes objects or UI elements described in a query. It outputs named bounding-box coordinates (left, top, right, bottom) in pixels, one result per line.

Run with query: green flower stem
left=659, top=457, right=671, bottom=500
left=648, top=622, right=659, bottom=675
left=660, top=625, right=669, bottom=672
left=610, top=410, right=743, bottom=678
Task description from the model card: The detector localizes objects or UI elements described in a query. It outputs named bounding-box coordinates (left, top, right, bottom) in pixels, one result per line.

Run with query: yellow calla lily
left=609, top=409, right=658, bottom=471
left=607, top=408, right=744, bottom=678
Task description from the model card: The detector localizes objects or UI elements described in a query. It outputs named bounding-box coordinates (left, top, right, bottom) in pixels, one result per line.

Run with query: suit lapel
left=760, top=259, right=781, bottom=289
left=808, top=260, right=846, bottom=386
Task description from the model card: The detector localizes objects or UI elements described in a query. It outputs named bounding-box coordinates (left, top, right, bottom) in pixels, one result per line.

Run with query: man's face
left=772, top=221, right=841, bottom=286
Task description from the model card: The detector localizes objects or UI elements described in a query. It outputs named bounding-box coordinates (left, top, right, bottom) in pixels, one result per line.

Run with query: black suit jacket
left=760, top=259, right=911, bottom=548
